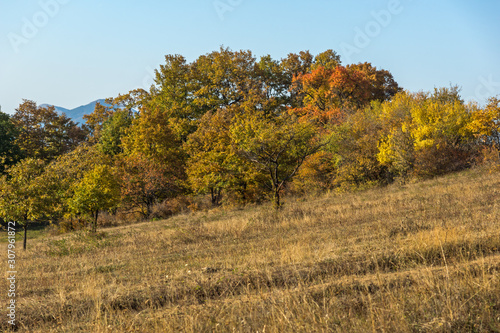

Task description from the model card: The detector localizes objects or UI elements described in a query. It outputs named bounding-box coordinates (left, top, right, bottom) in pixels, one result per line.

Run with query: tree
left=121, top=107, right=185, bottom=165
left=68, top=164, right=120, bottom=233
left=147, top=54, right=199, bottom=141
left=329, top=106, right=388, bottom=187
left=376, top=89, right=477, bottom=178
left=12, top=100, right=87, bottom=160
left=98, top=109, right=133, bottom=155
left=347, top=63, right=401, bottom=102
left=255, top=55, right=293, bottom=115
left=185, top=108, right=240, bottom=206
left=292, top=63, right=401, bottom=128
left=82, top=101, right=115, bottom=142
left=120, top=106, right=187, bottom=206
left=191, top=47, right=259, bottom=112
left=291, top=65, right=374, bottom=127
left=118, top=153, right=181, bottom=217
left=311, top=49, right=341, bottom=71
left=0, top=158, right=46, bottom=249
left=39, top=144, right=106, bottom=221
left=230, top=111, right=325, bottom=207
left=280, top=50, right=315, bottom=108
left=468, top=97, right=500, bottom=146
left=0, top=111, right=21, bottom=173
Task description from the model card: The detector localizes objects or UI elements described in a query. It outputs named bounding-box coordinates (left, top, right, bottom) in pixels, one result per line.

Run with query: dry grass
left=2, top=167, right=500, bottom=332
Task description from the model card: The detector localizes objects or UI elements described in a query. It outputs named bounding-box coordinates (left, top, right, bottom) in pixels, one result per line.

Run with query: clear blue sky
left=1, top=0, right=499, bottom=115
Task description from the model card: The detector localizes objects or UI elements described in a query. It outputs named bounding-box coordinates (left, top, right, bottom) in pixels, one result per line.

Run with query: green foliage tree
left=98, top=110, right=133, bottom=155
left=121, top=106, right=186, bottom=168
left=311, top=49, right=341, bottom=71
left=0, top=111, right=21, bottom=173
left=256, top=55, right=291, bottom=113
left=191, top=47, right=259, bottom=112
left=329, top=106, right=388, bottom=187
left=146, top=54, right=198, bottom=141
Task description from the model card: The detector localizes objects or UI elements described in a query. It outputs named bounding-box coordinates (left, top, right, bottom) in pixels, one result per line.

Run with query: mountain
left=40, top=99, right=111, bottom=125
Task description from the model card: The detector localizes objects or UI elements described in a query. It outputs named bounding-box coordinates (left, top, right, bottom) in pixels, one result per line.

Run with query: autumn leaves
left=1, top=47, right=499, bottom=242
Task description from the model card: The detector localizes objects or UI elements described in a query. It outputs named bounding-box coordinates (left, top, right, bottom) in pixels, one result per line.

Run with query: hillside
left=2, top=168, right=500, bottom=332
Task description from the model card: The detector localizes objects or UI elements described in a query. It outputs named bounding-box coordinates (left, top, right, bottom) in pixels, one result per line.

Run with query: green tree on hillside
left=98, top=110, right=133, bottom=155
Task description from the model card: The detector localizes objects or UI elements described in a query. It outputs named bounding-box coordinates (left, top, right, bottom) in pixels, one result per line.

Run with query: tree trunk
left=211, top=188, right=222, bottom=207
left=274, top=188, right=281, bottom=209
left=211, top=188, right=216, bottom=206
left=216, top=188, right=222, bottom=206
left=23, top=223, right=28, bottom=250
left=92, top=211, right=99, bottom=233
left=144, top=197, right=154, bottom=218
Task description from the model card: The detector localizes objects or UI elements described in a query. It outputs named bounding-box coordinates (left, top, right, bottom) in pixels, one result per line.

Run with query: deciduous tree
left=185, top=108, right=239, bottom=206
left=83, top=101, right=118, bottom=143
left=68, top=164, right=120, bottom=233
left=13, top=100, right=87, bottom=160
left=98, top=109, right=133, bottom=155
left=0, top=158, right=46, bottom=249
left=0, top=111, right=21, bottom=173
left=230, top=111, right=325, bottom=207
left=118, top=153, right=180, bottom=217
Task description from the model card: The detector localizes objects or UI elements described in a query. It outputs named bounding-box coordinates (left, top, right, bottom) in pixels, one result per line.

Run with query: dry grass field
left=2, top=167, right=500, bottom=332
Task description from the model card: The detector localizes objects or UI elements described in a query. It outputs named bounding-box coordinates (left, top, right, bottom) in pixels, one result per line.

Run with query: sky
left=1, top=0, right=499, bottom=115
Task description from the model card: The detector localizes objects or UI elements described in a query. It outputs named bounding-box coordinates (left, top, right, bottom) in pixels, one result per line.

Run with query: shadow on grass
left=0, top=220, right=52, bottom=243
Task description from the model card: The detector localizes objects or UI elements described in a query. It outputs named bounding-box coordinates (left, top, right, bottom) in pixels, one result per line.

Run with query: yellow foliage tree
left=68, top=164, right=120, bottom=233
left=0, top=158, right=46, bottom=249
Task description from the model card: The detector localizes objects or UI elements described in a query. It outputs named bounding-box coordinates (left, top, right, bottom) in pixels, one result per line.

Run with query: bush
left=150, top=196, right=201, bottom=220
left=53, top=217, right=89, bottom=234
left=412, top=141, right=476, bottom=178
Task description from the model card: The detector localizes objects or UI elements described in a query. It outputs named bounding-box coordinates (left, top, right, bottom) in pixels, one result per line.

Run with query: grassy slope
left=1, top=168, right=500, bottom=332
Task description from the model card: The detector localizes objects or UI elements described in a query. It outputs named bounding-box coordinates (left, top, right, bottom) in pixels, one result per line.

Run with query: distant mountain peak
left=40, top=99, right=111, bottom=125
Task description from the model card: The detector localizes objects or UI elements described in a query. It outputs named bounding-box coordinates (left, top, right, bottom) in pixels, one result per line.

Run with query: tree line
left=1, top=47, right=499, bottom=248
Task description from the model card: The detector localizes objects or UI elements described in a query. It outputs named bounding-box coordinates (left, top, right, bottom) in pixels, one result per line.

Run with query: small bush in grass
left=150, top=196, right=201, bottom=220
left=98, top=212, right=122, bottom=228
left=53, top=217, right=89, bottom=234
